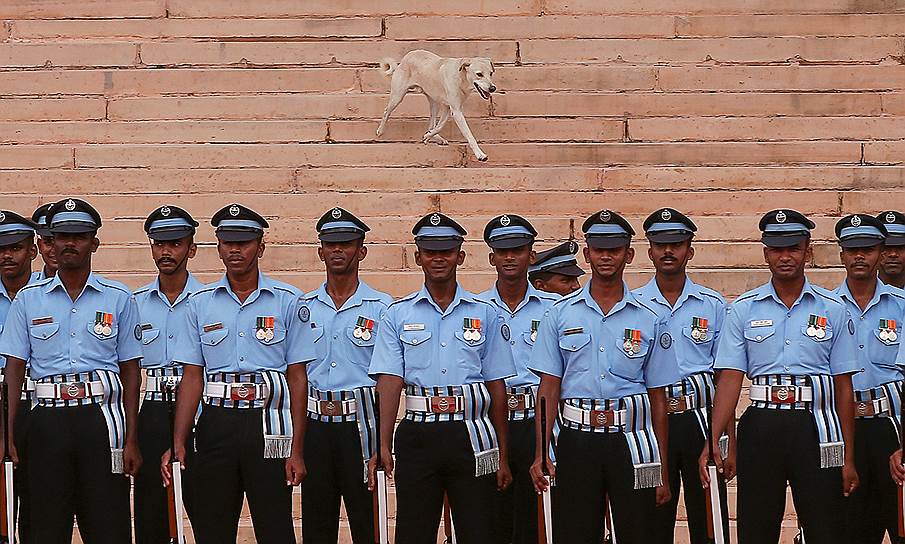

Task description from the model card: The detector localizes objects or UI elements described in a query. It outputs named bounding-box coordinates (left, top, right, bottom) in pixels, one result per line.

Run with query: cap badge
left=0, top=212, right=5, bottom=222
left=851, top=215, right=861, bottom=227
left=229, top=205, right=240, bottom=217
left=160, top=206, right=171, bottom=217
left=887, top=212, right=896, bottom=224
left=331, top=207, right=342, bottom=219
left=500, top=215, right=510, bottom=226
left=776, top=210, right=787, bottom=223
left=600, top=210, right=611, bottom=222
left=569, top=240, right=578, bottom=253
left=661, top=209, right=672, bottom=221
left=430, top=213, right=441, bottom=226
left=65, top=199, right=76, bottom=211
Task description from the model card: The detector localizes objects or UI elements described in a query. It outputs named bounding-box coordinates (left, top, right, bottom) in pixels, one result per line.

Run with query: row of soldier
left=1, top=199, right=905, bottom=543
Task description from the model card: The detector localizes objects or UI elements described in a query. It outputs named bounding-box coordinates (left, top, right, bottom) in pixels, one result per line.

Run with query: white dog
left=377, top=50, right=496, bottom=161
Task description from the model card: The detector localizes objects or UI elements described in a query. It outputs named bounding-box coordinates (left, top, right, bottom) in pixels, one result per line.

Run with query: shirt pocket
left=84, top=321, right=119, bottom=361
left=28, top=322, right=63, bottom=361
left=256, top=325, right=287, bottom=346
left=743, top=325, right=779, bottom=362
left=681, top=326, right=715, bottom=359
left=200, top=328, right=230, bottom=360
left=610, top=336, right=650, bottom=381
left=798, top=324, right=834, bottom=362
left=453, top=329, right=486, bottom=375
left=345, top=326, right=376, bottom=367
left=522, top=331, right=535, bottom=347
left=400, top=330, right=432, bottom=370
left=869, top=328, right=900, bottom=369
left=309, top=324, right=326, bottom=360
left=559, top=333, right=592, bottom=373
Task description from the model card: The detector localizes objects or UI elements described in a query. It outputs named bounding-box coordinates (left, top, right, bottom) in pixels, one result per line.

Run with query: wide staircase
left=2, top=0, right=903, bottom=541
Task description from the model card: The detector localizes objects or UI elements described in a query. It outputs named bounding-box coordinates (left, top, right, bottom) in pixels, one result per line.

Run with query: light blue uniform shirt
left=0, top=273, right=143, bottom=379
left=715, top=279, right=859, bottom=378
left=133, top=273, right=205, bottom=370
left=173, top=273, right=308, bottom=374
left=835, top=279, right=905, bottom=390
left=368, top=284, right=517, bottom=387
left=478, top=283, right=559, bottom=389
left=300, top=280, right=392, bottom=392
left=528, top=281, right=677, bottom=400
left=633, top=277, right=726, bottom=380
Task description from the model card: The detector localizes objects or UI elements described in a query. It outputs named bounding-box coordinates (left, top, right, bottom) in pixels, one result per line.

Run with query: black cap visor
left=49, top=222, right=98, bottom=234
left=0, top=231, right=34, bottom=246
left=646, top=231, right=693, bottom=244
left=319, top=230, right=365, bottom=243
left=839, top=236, right=885, bottom=249
left=884, top=235, right=905, bottom=247
left=546, top=263, right=586, bottom=277
left=148, top=227, right=195, bottom=242
left=415, top=237, right=464, bottom=251
left=216, top=228, right=262, bottom=242
left=762, top=233, right=809, bottom=248
left=586, top=234, right=631, bottom=249
left=488, top=234, right=534, bottom=250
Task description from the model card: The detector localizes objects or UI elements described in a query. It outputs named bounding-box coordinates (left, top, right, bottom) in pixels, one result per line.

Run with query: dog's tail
left=379, top=58, right=399, bottom=77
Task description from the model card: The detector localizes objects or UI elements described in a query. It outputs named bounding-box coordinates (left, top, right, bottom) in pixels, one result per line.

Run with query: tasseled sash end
left=820, top=442, right=844, bottom=468
left=474, top=448, right=500, bottom=477
left=111, top=448, right=124, bottom=474
left=264, top=435, right=293, bottom=459
left=634, top=462, right=663, bottom=489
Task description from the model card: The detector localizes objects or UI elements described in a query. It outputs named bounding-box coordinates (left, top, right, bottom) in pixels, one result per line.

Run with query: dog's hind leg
left=450, top=108, right=487, bottom=161
left=422, top=99, right=440, bottom=143
left=423, top=106, right=450, bottom=145
left=376, top=81, right=407, bottom=137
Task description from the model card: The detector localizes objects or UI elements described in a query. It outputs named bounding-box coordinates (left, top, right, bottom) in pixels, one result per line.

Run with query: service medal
left=815, top=328, right=825, bottom=339
left=95, top=311, right=113, bottom=336
left=256, top=316, right=275, bottom=342
left=94, top=323, right=104, bottom=335
left=361, top=329, right=372, bottom=341
left=355, top=316, right=375, bottom=342
left=880, top=329, right=890, bottom=342
left=353, top=327, right=363, bottom=339
left=623, top=328, right=641, bottom=355
left=101, top=325, right=112, bottom=336
left=256, top=329, right=267, bottom=340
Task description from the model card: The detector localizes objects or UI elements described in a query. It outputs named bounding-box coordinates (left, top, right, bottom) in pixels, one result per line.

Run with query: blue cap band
left=763, top=223, right=810, bottom=234
left=217, top=219, right=264, bottom=231
left=586, top=224, right=629, bottom=236
left=646, top=222, right=692, bottom=234
left=415, top=226, right=462, bottom=238
left=488, top=225, right=533, bottom=239
left=51, top=211, right=96, bottom=227
left=0, top=223, right=34, bottom=235
left=840, top=226, right=885, bottom=240
left=886, top=224, right=905, bottom=235
left=36, top=216, right=47, bottom=226
left=319, top=220, right=364, bottom=233
left=149, top=217, right=193, bottom=231
left=529, top=254, right=577, bottom=273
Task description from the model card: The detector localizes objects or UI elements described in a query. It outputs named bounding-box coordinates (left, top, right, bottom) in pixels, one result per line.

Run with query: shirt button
left=784, top=366, right=790, bottom=371
left=785, top=340, right=790, bottom=345
left=599, top=346, right=605, bottom=352
left=168, top=335, right=174, bottom=339
left=441, top=342, right=447, bottom=347
left=239, top=332, right=245, bottom=337
left=70, top=332, right=75, bottom=337
left=333, top=335, right=338, bottom=340
left=331, top=362, right=337, bottom=368
left=860, top=316, right=865, bottom=321
left=168, top=308, right=174, bottom=313
left=756, top=335, right=763, bottom=341
left=71, top=309, right=77, bottom=313
left=441, top=369, right=447, bottom=374
left=510, top=340, right=515, bottom=345
left=859, top=344, right=865, bottom=349
left=600, top=374, right=605, bottom=380
left=239, top=356, right=245, bottom=362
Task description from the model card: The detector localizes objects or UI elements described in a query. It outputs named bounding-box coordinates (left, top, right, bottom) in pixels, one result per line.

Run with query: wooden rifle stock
left=899, top=384, right=905, bottom=539
left=537, top=397, right=553, bottom=544
left=705, top=396, right=726, bottom=544
left=1, top=381, right=13, bottom=542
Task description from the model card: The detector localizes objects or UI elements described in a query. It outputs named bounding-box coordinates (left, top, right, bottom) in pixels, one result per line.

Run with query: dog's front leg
left=450, top=108, right=487, bottom=161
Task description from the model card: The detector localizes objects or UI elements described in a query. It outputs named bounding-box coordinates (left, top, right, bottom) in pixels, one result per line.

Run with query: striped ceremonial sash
left=855, top=380, right=904, bottom=441
left=144, top=366, right=183, bottom=402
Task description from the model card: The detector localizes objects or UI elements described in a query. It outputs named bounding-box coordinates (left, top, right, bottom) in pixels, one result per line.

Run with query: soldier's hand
left=285, top=453, right=306, bottom=486
left=160, top=444, right=187, bottom=487
left=698, top=444, right=711, bottom=488
left=529, top=455, right=555, bottom=494
left=496, top=459, right=513, bottom=491
left=123, top=440, right=142, bottom=477
left=655, top=482, right=671, bottom=506
left=891, top=449, right=905, bottom=485
left=842, top=460, right=859, bottom=497
left=1, top=443, right=19, bottom=467
left=723, top=436, right=738, bottom=482
left=380, top=446, right=394, bottom=479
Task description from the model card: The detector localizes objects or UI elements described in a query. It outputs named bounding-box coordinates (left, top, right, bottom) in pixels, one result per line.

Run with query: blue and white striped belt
left=307, top=396, right=357, bottom=416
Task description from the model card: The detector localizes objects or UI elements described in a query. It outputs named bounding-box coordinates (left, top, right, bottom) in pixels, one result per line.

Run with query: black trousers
left=844, top=417, right=900, bottom=543
left=496, top=417, right=537, bottom=544
left=191, top=405, right=295, bottom=544
left=394, top=419, right=498, bottom=544
left=301, top=417, right=374, bottom=544
left=554, top=426, right=656, bottom=544
left=26, top=403, right=130, bottom=544
left=134, top=400, right=196, bottom=544
left=737, top=408, right=845, bottom=544
left=652, top=410, right=731, bottom=544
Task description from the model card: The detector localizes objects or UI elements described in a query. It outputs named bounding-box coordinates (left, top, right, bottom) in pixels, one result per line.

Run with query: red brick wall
left=3, top=0, right=904, bottom=298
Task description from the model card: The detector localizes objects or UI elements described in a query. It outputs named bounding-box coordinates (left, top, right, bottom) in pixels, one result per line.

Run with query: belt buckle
left=230, top=383, right=256, bottom=401
left=856, top=401, right=872, bottom=417
left=162, top=376, right=180, bottom=392
left=589, top=409, right=612, bottom=428
left=320, top=400, right=339, bottom=416
left=506, top=394, right=525, bottom=411
left=667, top=396, right=684, bottom=413
left=60, top=382, right=87, bottom=400
left=770, top=385, right=795, bottom=404
left=430, top=396, right=456, bottom=414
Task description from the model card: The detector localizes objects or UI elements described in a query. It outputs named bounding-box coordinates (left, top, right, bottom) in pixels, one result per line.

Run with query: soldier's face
left=217, top=238, right=264, bottom=275
left=36, top=235, right=57, bottom=271
left=151, top=236, right=196, bottom=276
left=489, top=244, right=534, bottom=281
left=648, top=240, right=693, bottom=275
left=584, top=244, right=633, bottom=281
left=763, top=239, right=811, bottom=280
left=415, top=246, right=464, bottom=283
left=840, top=245, right=882, bottom=281
left=53, top=231, right=99, bottom=270
left=318, top=239, right=366, bottom=275
left=881, top=245, right=905, bottom=277
left=533, top=274, right=580, bottom=296
left=0, top=238, right=37, bottom=282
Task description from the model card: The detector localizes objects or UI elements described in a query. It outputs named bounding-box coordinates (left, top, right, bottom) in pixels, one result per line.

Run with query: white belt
left=307, top=397, right=358, bottom=416
left=204, top=382, right=268, bottom=401
left=146, top=375, right=182, bottom=393
left=855, top=397, right=890, bottom=417
left=561, top=403, right=627, bottom=428
left=404, top=395, right=465, bottom=414
left=35, top=380, right=104, bottom=400
left=749, top=384, right=813, bottom=403
left=23, top=377, right=35, bottom=392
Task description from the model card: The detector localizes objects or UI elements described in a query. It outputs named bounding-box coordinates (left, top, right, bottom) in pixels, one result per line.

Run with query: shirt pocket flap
left=872, top=328, right=898, bottom=346
left=86, top=322, right=118, bottom=340
left=682, top=326, right=714, bottom=343
left=744, top=326, right=775, bottom=343
left=200, top=328, right=229, bottom=346
left=346, top=326, right=376, bottom=347
left=559, top=333, right=591, bottom=352
left=800, top=325, right=834, bottom=342
left=141, top=328, right=160, bottom=345
left=400, top=330, right=432, bottom=346
left=522, top=331, right=535, bottom=346
left=259, top=327, right=287, bottom=345
left=29, top=323, right=59, bottom=340
left=614, top=337, right=650, bottom=359
left=454, top=330, right=487, bottom=346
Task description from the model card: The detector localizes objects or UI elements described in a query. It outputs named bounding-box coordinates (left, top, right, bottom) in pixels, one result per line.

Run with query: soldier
left=132, top=205, right=201, bottom=544
left=299, top=207, right=392, bottom=544
left=368, top=212, right=516, bottom=543
left=528, top=209, right=674, bottom=543
left=877, top=211, right=905, bottom=290
left=0, top=198, right=144, bottom=543
left=478, top=214, right=558, bottom=544
left=831, top=214, right=904, bottom=543
left=162, top=203, right=308, bottom=544
left=633, top=208, right=731, bottom=543
left=0, top=210, right=39, bottom=543
left=30, top=203, right=56, bottom=281
left=702, top=209, right=859, bottom=543
left=528, top=241, right=584, bottom=296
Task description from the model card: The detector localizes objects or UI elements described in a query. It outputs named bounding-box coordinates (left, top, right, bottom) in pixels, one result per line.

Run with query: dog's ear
left=459, top=59, right=471, bottom=72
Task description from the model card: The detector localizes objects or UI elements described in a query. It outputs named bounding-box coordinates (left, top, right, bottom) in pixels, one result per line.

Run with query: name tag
left=140, top=323, right=154, bottom=331
left=203, top=322, right=224, bottom=333
left=31, top=316, right=54, bottom=325
left=563, top=327, right=584, bottom=336
left=403, top=323, right=425, bottom=331
left=750, top=319, right=773, bottom=328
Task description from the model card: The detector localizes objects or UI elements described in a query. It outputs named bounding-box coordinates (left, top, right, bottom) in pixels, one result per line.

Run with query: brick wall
left=3, top=0, right=904, bottom=298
